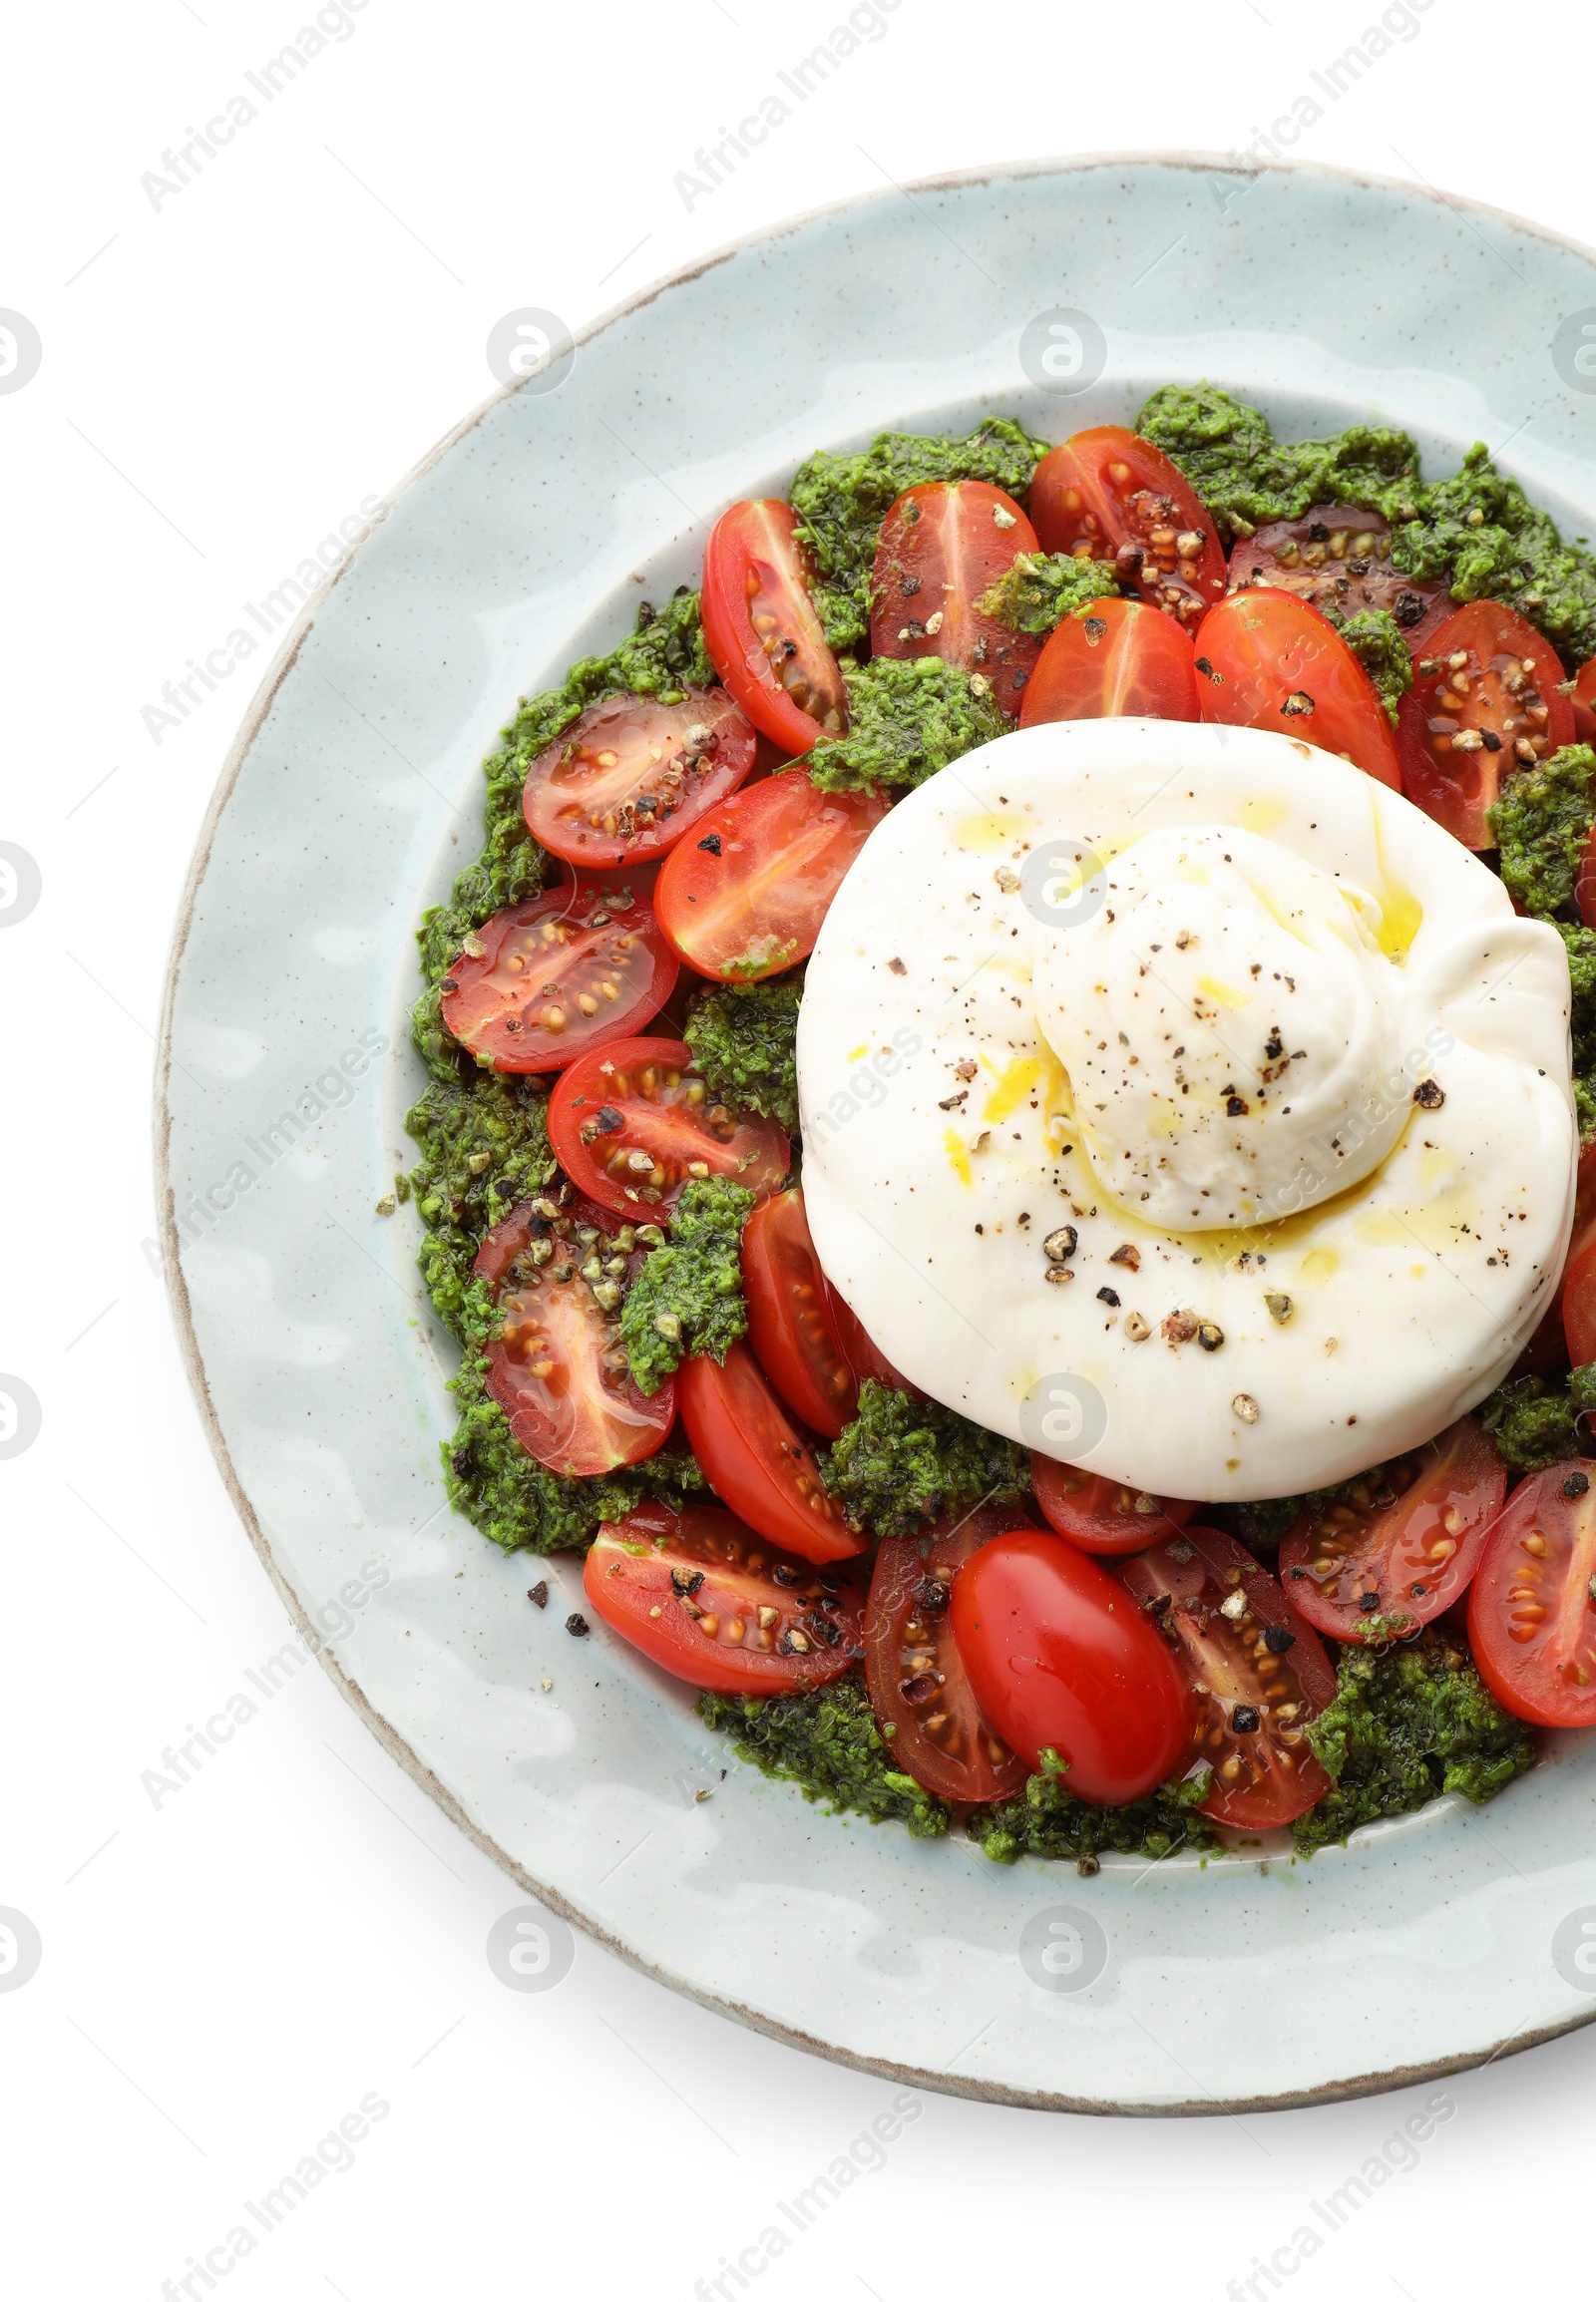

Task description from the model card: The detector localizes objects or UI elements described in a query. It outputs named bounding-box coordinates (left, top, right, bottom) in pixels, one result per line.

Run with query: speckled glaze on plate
left=157, top=156, right=1596, bottom=2112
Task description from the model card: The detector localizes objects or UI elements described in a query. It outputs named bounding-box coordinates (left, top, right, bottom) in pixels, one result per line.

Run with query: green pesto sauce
left=820, top=1377, right=1029, bottom=1541
left=1139, top=383, right=1596, bottom=664
left=618, top=1177, right=754, bottom=1396
left=698, top=1674, right=952, bottom=1837
left=1490, top=743, right=1596, bottom=921
left=801, top=655, right=1006, bottom=794
left=1477, top=1365, right=1596, bottom=1470
left=980, top=551, right=1120, bottom=636
left=683, top=975, right=802, bottom=1135
left=968, top=1749, right=1216, bottom=1874
left=1335, top=608, right=1412, bottom=725
left=1295, top=1630, right=1535, bottom=1854
left=790, top=418, right=1049, bottom=653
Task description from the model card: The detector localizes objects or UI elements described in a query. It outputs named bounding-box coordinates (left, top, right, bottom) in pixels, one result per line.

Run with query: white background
left=5, top=2, right=1596, bottom=2296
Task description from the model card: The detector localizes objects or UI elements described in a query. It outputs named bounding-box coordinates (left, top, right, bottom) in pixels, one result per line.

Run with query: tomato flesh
left=547, top=1035, right=790, bottom=1218
left=1018, top=595, right=1199, bottom=727
left=474, top=1195, right=674, bottom=1476
left=1467, top=1460, right=1596, bottom=1726
left=741, top=1187, right=858, bottom=1440
left=675, top=1342, right=866, bottom=1563
left=1226, top=507, right=1448, bottom=653
left=1564, top=1237, right=1596, bottom=1367
left=1278, top=1417, right=1505, bottom=1643
left=1118, top=1526, right=1338, bottom=1829
left=1194, top=587, right=1401, bottom=788
left=1030, top=427, right=1226, bottom=627
left=440, top=884, right=678, bottom=1074
left=653, top=768, right=889, bottom=982
left=522, top=688, right=756, bottom=869
left=869, top=481, right=1041, bottom=713
left=701, top=498, right=848, bottom=754
left=949, top=1530, right=1193, bottom=1801
left=1029, top=1456, right=1197, bottom=1556
left=822, top=1285, right=918, bottom=1397
left=1571, top=656, right=1596, bottom=746
left=583, top=1501, right=865, bottom=1695
left=864, top=1506, right=1033, bottom=1803
left=1397, top=601, right=1572, bottom=849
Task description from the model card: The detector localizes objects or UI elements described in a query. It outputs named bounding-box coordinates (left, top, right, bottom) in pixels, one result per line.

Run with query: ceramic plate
left=158, top=155, right=1596, bottom=2111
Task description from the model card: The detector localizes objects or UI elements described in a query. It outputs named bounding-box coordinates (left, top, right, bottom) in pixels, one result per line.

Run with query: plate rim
left=153, top=148, right=1596, bottom=2114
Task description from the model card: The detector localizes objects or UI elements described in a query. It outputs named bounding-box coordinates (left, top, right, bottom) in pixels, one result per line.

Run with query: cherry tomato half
left=1029, top=1456, right=1197, bottom=1556
left=1030, top=427, right=1226, bottom=627
left=1397, top=601, right=1573, bottom=849
left=675, top=1342, right=866, bottom=1564
left=547, top=1035, right=790, bottom=1218
left=1278, top=1418, right=1506, bottom=1643
left=1226, top=506, right=1448, bottom=654
left=1118, top=1526, right=1338, bottom=1830
left=1571, top=656, right=1596, bottom=746
left=949, top=1531, right=1193, bottom=1801
left=701, top=498, right=848, bottom=754
left=1193, top=588, right=1401, bottom=788
left=440, top=884, right=678, bottom=1074
left=741, top=1187, right=859, bottom=1440
left=474, top=1195, right=674, bottom=1476
left=653, top=769, right=889, bottom=982
left=583, top=1501, right=865, bottom=1696
left=522, top=688, right=757, bottom=869
left=823, top=1285, right=918, bottom=1397
left=1467, top=1459, right=1596, bottom=1726
left=864, top=1506, right=1034, bottom=1803
left=1017, top=596, right=1200, bottom=727
left=1564, top=1236, right=1596, bottom=1367
left=869, top=481, right=1041, bottom=712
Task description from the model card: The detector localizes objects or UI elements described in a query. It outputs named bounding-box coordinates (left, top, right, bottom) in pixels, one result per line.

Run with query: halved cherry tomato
left=1579, top=819, right=1596, bottom=929
left=823, top=1285, right=918, bottom=1397
left=474, top=1196, right=673, bottom=1476
left=675, top=1342, right=866, bottom=1563
left=741, top=1187, right=858, bottom=1440
left=1030, top=428, right=1226, bottom=627
left=1193, top=588, right=1401, bottom=788
left=1118, top=1526, right=1337, bottom=1830
left=701, top=499, right=848, bottom=754
left=869, top=482, right=1041, bottom=712
left=440, top=884, right=678, bottom=1074
left=864, top=1505, right=1034, bottom=1803
left=1029, top=1456, right=1197, bottom=1556
left=548, top=1035, right=790, bottom=1218
left=522, top=688, right=757, bottom=868
left=1555, top=1139, right=1596, bottom=1358
left=949, top=1530, right=1193, bottom=1801
left=1571, top=657, right=1596, bottom=745
left=1017, top=596, right=1200, bottom=727
left=1397, top=601, right=1572, bottom=849
left=1226, top=507, right=1448, bottom=654
left=1467, top=1459, right=1596, bottom=1726
left=1278, top=1417, right=1505, bottom=1643
left=583, top=1500, right=865, bottom=1695
left=654, top=769, right=889, bottom=982
left=1564, top=1236, right=1596, bottom=1366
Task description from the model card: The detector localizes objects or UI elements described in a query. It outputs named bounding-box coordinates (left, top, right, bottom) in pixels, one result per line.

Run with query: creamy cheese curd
left=797, top=719, right=1577, bottom=1501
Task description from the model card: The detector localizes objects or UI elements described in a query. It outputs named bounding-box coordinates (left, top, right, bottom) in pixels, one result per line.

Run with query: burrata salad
left=404, top=387, right=1596, bottom=1869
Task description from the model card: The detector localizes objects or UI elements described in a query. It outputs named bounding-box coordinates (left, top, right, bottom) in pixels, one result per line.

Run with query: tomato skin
left=1029, top=1456, right=1197, bottom=1556
left=522, top=688, right=757, bottom=869
left=1572, top=657, right=1596, bottom=746
left=1397, top=601, right=1572, bottom=849
left=1278, top=1417, right=1506, bottom=1643
left=822, top=1285, right=919, bottom=1397
left=547, top=1035, right=790, bottom=1218
left=583, top=1501, right=865, bottom=1696
left=675, top=1342, right=867, bottom=1563
left=1226, top=507, right=1449, bottom=655
left=1467, top=1460, right=1596, bottom=1727
left=440, top=884, right=678, bottom=1074
left=1194, top=587, right=1401, bottom=788
left=1030, top=428, right=1226, bottom=627
left=1118, top=1526, right=1338, bottom=1830
left=869, top=482, right=1041, bottom=712
left=474, top=1197, right=674, bottom=1476
left=741, top=1188, right=859, bottom=1440
left=1018, top=596, right=1199, bottom=726
left=701, top=499, right=848, bottom=754
left=1564, top=1237, right=1596, bottom=1367
left=864, top=1506, right=1034, bottom=1803
left=949, top=1531, right=1193, bottom=1801
left=653, top=769, right=889, bottom=983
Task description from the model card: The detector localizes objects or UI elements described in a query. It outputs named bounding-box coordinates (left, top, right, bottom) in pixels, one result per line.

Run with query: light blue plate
left=157, top=156, right=1596, bottom=2111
